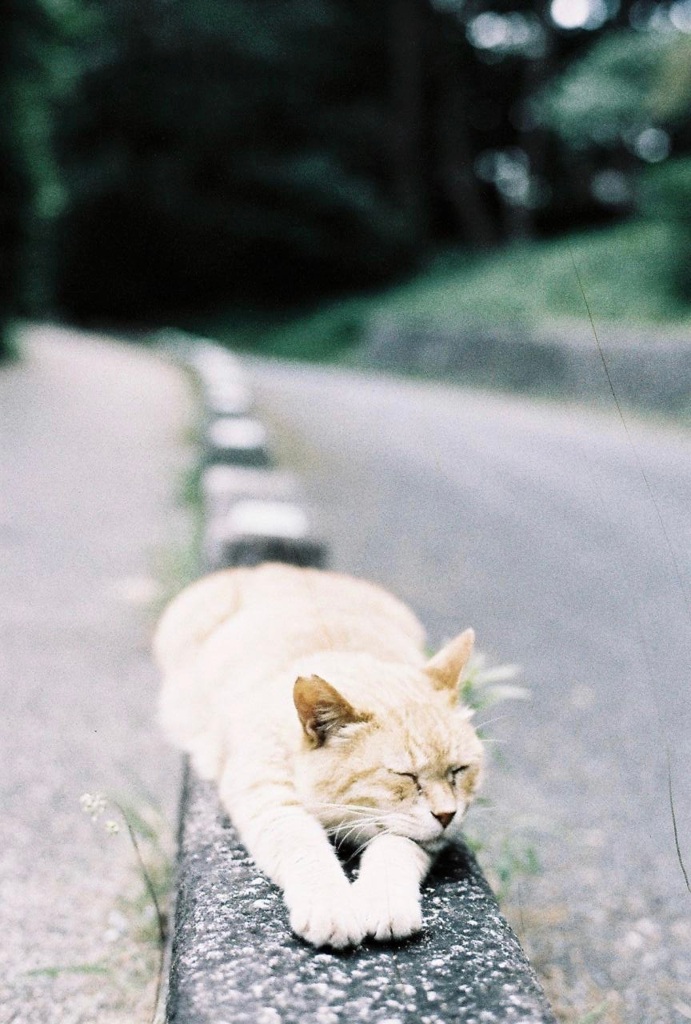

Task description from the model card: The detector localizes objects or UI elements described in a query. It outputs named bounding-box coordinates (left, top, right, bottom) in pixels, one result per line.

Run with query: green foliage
left=540, top=29, right=677, bottom=149
left=0, top=0, right=83, bottom=350
left=52, top=0, right=413, bottom=322
left=648, top=33, right=691, bottom=124
left=79, top=790, right=173, bottom=1017
left=4, top=1, right=691, bottom=329
left=640, top=157, right=691, bottom=298
left=641, top=156, right=691, bottom=226
left=0, top=0, right=50, bottom=345
left=460, top=655, right=529, bottom=717
left=25, top=962, right=110, bottom=978
left=539, top=22, right=691, bottom=298
left=456, top=655, right=539, bottom=904
left=201, top=293, right=377, bottom=362
left=573, top=1003, right=613, bottom=1024
left=401, top=222, right=687, bottom=325
left=0, top=322, right=21, bottom=363
left=487, top=834, right=542, bottom=904
left=205, top=218, right=691, bottom=365
left=465, top=814, right=542, bottom=914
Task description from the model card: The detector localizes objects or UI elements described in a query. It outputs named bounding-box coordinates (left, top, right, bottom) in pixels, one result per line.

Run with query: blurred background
left=1, top=0, right=691, bottom=363
left=2, top=7, right=690, bottom=1021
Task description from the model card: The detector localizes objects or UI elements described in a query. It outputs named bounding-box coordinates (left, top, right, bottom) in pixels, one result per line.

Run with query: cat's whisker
left=317, top=801, right=382, bottom=815
left=326, top=816, right=385, bottom=849
left=476, top=712, right=513, bottom=730
left=321, top=808, right=383, bottom=829
left=476, top=736, right=506, bottom=751
left=337, top=835, right=369, bottom=857
left=324, top=814, right=380, bottom=828
left=328, top=822, right=367, bottom=845
left=350, top=826, right=402, bottom=860
left=350, top=836, right=377, bottom=860
left=339, top=811, right=393, bottom=845
left=322, top=812, right=378, bottom=829
left=354, top=824, right=396, bottom=848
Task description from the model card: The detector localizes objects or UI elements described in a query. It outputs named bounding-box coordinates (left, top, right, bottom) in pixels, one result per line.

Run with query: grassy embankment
left=198, top=219, right=691, bottom=365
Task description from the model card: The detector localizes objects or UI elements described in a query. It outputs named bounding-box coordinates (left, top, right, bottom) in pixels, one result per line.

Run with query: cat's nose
left=433, top=810, right=456, bottom=829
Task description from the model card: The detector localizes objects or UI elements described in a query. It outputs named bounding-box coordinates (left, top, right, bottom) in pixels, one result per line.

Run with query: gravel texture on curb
left=167, top=767, right=556, bottom=1024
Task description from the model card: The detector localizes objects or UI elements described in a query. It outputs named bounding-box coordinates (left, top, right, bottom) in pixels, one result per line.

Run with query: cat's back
left=242, top=564, right=426, bottom=654
left=154, top=563, right=425, bottom=674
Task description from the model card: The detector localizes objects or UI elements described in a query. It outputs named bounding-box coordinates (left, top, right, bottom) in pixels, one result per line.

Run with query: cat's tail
left=153, top=567, right=250, bottom=675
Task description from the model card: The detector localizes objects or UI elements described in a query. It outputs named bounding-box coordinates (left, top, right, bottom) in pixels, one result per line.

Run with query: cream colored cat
left=154, top=563, right=483, bottom=948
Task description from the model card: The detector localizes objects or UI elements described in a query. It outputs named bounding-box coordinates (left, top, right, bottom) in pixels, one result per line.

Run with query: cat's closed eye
left=390, top=770, right=422, bottom=792
left=449, top=765, right=470, bottom=780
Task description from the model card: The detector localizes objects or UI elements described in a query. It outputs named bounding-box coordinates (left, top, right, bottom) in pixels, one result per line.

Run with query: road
left=0, top=328, right=191, bottom=1024
left=250, top=357, right=691, bottom=1024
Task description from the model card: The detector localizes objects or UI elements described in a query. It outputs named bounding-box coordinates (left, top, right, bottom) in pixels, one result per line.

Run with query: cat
left=154, top=562, right=483, bottom=948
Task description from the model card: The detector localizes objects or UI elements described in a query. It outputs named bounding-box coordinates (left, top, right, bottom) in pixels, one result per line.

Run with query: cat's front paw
left=352, top=878, right=423, bottom=942
left=286, top=883, right=365, bottom=949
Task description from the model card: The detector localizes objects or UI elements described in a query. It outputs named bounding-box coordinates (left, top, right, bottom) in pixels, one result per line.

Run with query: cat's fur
left=154, top=563, right=483, bottom=948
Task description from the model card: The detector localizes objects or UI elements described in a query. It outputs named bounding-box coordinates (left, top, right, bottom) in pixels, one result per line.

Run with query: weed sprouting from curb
left=574, top=1002, right=614, bottom=1024
left=80, top=792, right=171, bottom=1024
left=460, top=653, right=530, bottom=719
left=25, top=963, right=110, bottom=978
left=456, top=655, right=543, bottom=902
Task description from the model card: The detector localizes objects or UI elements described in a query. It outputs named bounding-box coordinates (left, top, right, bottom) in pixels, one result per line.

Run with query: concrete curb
left=161, top=333, right=557, bottom=1024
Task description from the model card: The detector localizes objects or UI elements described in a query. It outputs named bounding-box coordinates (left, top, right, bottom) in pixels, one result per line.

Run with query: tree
left=52, top=0, right=417, bottom=322
left=8, top=0, right=681, bottom=329
left=541, top=24, right=691, bottom=296
left=0, top=0, right=57, bottom=356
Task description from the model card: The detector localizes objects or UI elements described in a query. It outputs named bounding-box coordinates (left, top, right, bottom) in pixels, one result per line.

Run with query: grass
left=458, top=654, right=541, bottom=905
left=0, top=321, right=23, bottom=362
left=26, top=963, right=111, bottom=978
left=195, top=218, right=691, bottom=365
left=78, top=792, right=174, bottom=1024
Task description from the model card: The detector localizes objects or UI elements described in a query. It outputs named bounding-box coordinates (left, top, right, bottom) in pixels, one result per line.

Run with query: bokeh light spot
left=550, top=0, right=608, bottom=29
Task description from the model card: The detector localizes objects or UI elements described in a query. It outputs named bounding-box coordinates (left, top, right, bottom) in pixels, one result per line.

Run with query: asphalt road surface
left=0, top=329, right=190, bottom=1024
left=250, top=357, right=691, bottom=1024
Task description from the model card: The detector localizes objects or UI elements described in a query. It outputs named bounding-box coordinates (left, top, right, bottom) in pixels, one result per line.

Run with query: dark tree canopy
left=0, top=0, right=60, bottom=354
left=2, top=0, right=689, bottom=328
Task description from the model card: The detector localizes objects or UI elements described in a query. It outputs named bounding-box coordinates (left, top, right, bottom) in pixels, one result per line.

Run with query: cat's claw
left=287, top=888, right=365, bottom=949
left=352, top=881, right=423, bottom=942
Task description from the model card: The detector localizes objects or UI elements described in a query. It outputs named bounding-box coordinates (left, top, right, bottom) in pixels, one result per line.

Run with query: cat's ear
left=425, top=628, right=475, bottom=693
left=293, top=675, right=369, bottom=747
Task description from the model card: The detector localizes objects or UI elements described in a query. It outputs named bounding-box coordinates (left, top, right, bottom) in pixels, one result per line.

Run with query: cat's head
left=292, top=629, right=484, bottom=853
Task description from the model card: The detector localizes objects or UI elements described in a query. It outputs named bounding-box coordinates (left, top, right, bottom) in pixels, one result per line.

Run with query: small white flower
left=80, top=792, right=107, bottom=821
left=104, top=820, right=120, bottom=835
